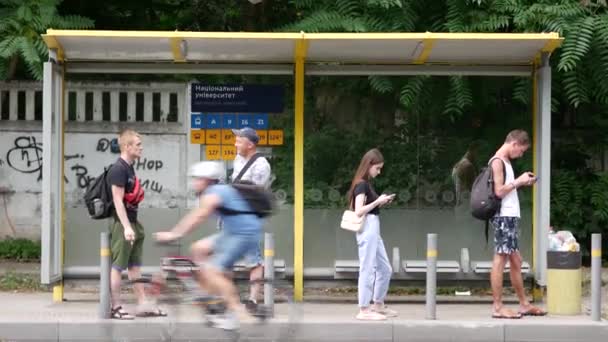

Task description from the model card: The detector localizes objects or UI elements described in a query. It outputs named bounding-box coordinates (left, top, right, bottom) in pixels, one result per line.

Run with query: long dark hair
left=347, top=148, right=384, bottom=209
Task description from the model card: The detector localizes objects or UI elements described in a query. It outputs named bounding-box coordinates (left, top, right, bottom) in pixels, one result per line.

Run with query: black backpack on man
left=83, top=165, right=114, bottom=219
left=219, top=153, right=275, bottom=218
left=470, top=157, right=505, bottom=241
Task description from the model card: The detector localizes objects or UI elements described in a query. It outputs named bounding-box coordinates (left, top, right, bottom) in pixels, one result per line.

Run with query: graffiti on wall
left=0, top=132, right=181, bottom=207
left=4, top=136, right=94, bottom=189
left=5, top=136, right=43, bottom=180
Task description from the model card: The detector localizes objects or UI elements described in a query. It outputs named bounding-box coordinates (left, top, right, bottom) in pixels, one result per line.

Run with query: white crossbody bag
left=340, top=195, right=366, bottom=232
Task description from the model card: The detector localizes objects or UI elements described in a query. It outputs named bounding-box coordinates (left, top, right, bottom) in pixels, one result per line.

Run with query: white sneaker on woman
left=356, top=310, right=387, bottom=321
left=372, top=305, right=398, bottom=317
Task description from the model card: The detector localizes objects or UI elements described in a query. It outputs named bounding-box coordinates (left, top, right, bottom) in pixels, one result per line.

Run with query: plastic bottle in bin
left=548, top=228, right=580, bottom=252
left=549, top=229, right=561, bottom=251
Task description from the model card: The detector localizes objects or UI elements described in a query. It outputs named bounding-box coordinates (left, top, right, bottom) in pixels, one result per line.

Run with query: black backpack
left=219, top=181, right=276, bottom=218
left=83, top=165, right=114, bottom=219
left=470, top=157, right=506, bottom=240
left=218, top=153, right=275, bottom=218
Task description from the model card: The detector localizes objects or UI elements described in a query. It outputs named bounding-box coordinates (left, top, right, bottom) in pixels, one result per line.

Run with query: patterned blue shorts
left=490, top=217, right=520, bottom=255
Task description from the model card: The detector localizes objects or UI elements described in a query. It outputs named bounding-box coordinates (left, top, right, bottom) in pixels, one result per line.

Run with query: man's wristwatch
left=509, top=181, right=517, bottom=189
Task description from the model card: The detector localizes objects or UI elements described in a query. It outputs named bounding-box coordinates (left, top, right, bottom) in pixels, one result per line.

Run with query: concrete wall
left=0, top=128, right=188, bottom=238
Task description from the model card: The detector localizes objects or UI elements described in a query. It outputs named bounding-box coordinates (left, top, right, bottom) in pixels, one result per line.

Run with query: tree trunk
left=6, top=54, right=19, bottom=81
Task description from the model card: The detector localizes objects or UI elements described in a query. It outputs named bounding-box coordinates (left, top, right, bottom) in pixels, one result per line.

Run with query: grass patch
left=0, top=238, right=41, bottom=261
left=0, top=271, right=47, bottom=292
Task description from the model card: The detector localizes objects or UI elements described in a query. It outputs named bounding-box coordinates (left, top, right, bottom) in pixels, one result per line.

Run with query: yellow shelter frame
left=40, top=30, right=562, bottom=302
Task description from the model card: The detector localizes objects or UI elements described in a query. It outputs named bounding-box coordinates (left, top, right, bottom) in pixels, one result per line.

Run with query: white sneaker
left=209, top=311, right=240, bottom=331
left=372, top=305, right=398, bottom=317
left=356, top=311, right=386, bottom=321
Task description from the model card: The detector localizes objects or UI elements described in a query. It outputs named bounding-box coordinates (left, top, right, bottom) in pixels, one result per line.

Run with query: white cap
left=188, top=161, right=226, bottom=181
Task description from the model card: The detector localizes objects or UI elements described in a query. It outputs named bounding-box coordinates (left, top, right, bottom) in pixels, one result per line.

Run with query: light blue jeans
left=356, top=214, right=392, bottom=308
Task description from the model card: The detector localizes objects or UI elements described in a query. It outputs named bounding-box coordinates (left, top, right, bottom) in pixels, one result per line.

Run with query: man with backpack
left=106, top=129, right=165, bottom=319
left=485, top=130, right=546, bottom=319
left=229, top=127, right=271, bottom=312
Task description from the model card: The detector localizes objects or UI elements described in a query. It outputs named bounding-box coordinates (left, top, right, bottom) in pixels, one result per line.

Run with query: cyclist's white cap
left=188, top=161, right=225, bottom=181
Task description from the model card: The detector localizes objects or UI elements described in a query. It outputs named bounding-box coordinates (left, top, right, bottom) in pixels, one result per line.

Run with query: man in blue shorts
left=489, top=130, right=546, bottom=319
left=155, top=161, right=263, bottom=330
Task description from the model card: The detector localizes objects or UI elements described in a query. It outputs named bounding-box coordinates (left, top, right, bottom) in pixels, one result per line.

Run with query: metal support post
left=426, top=234, right=437, bottom=320
left=264, top=232, right=275, bottom=317
left=99, top=232, right=111, bottom=319
left=392, top=247, right=401, bottom=274
left=591, top=234, right=602, bottom=322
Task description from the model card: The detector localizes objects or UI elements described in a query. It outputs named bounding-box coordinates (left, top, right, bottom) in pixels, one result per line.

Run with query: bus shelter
left=40, top=30, right=562, bottom=302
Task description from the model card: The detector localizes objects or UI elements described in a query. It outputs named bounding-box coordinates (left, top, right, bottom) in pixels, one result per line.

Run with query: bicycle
left=130, top=242, right=295, bottom=326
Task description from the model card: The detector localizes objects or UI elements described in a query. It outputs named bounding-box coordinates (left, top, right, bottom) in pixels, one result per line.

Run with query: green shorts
left=109, top=218, right=145, bottom=271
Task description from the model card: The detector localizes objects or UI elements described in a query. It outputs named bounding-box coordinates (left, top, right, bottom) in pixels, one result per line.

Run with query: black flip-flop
left=111, top=306, right=135, bottom=320
left=492, top=312, right=522, bottom=319
left=519, top=307, right=547, bottom=316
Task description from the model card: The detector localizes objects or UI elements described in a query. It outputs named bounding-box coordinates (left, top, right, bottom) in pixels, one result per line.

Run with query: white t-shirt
left=495, top=157, right=520, bottom=218
left=231, top=154, right=271, bottom=188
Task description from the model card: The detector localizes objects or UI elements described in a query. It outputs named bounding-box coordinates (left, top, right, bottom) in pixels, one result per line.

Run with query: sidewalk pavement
left=0, top=292, right=606, bottom=342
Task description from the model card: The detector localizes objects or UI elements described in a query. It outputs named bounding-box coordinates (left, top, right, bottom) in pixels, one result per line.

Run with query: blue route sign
left=191, top=84, right=284, bottom=113
left=191, top=113, right=205, bottom=129
left=206, top=114, right=221, bottom=129
left=222, top=114, right=237, bottom=129
left=238, top=114, right=253, bottom=128
left=252, top=114, right=269, bottom=129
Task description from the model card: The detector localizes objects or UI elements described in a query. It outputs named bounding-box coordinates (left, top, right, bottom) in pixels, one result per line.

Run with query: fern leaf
left=368, top=75, right=394, bottom=94
left=399, top=76, right=428, bottom=109
left=443, top=76, right=472, bottom=119
left=558, top=16, right=595, bottom=72
left=469, top=14, right=511, bottom=32
left=562, top=68, right=589, bottom=107
left=33, top=38, right=47, bottom=57
left=541, top=2, right=587, bottom=18
left=493, top=0, right=520, bottom=14
left=282, top=11, right=349, bottom=32
left=365, top=15, right=388, bottom=31
left=366, top=0, right=403, bottom=9
left=52, top=15, right=95, bottom=29
left=334, top=0, right=361, bottom=17
left=0, top=35, right=20, bottom=58
left=17, top=36, right=40, bottom=65
left=512, top=77, right=531, bottom=105
left=25, top=57, right=43, bottom=80
left=399, top=0, right=418, bottom=31
left=291, top=0, right=318, bottom=10
left=445, top=0, right=466, bottom=32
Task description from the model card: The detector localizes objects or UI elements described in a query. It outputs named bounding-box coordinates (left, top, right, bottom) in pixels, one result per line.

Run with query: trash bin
left=547, top=251, right=582, bottom=315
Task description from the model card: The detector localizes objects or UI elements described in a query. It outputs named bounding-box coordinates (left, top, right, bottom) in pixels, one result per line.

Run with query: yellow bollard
left=547, top=251, right=581, bottom=315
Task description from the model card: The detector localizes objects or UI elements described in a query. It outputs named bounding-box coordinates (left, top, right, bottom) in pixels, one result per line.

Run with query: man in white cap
left=230, top=127, right=271, bottom=312
left=155, top=161, right=264, bottom=330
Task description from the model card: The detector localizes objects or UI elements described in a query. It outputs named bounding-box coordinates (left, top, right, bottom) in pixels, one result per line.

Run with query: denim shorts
left=208, top=232, right=261, bottom=272
left=490, top=216, right=520, bottom=255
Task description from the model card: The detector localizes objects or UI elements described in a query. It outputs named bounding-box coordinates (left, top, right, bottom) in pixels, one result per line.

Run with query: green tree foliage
left=0, top=0, right=93, bottom=80
left=280, top=0, right=608, bottom=250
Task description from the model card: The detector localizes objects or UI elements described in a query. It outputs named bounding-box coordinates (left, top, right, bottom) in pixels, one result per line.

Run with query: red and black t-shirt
left=108, top=158, right=144, bottom=222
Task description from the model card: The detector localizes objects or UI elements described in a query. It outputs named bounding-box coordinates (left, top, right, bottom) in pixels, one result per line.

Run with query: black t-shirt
left=353, top=180, right=380, bottom=215
left=108, top=158, right=139, bottom=222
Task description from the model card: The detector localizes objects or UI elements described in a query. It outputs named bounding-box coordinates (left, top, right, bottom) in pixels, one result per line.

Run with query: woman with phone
left=347, top=148, right=397, bottom=320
